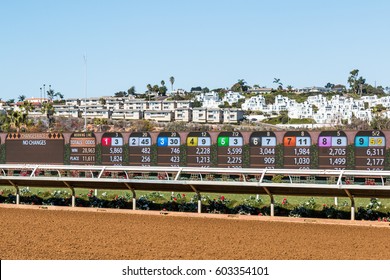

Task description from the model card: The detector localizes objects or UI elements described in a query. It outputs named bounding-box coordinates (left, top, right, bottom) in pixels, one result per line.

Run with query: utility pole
left=84, top=53, right=87, bottom=131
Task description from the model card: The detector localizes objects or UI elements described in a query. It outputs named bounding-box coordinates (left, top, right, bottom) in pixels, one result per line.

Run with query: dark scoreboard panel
left=283, top=131, right=311, bottom=169
left=69, top=132, right=96, bottom=165
left=157, top=132, right=181, bottom=167
left=186, top=132, right=212, bottom=167
left=318, top=131, right=347, bottom=170
left=101, top=132, right=124, bottom=165
left=3, top=130, right=390, bottom=169
left=129, top=132, right=152, bottom=166
left=249, top=131, right=277, bottom=168
left=217, top=132, right=243, bottom=168
left=355, top=130, right=386, bottom=170
left=5, top=133, right=64, bottom=164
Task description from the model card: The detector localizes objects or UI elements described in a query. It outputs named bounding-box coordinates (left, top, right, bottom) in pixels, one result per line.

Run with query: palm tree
left=146, top=84, right=152, bottom=101
left=41, top=102, right=55, bottom=127
left=46, top=88, right=62, bottom=101
left=56, top=92, right=64, bottom=101
left=273, top=78, right=283, bottom=91
left=2, top=109, right=28, bottom=132
left=18, top=95, right=26, bottom=102
left=169, top=76, right=175, bottom=92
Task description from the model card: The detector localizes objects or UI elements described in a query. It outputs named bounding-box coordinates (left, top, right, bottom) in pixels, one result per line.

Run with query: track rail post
left=263, top=187, right=274, bottom=217
left=71, top=188, right=76, bottom=207
left=344, top=189, right=355, bottom=220
left=15, top=186, right=20, bottom=205
left=190, top=185, right=201, bottom=213
left=63, top=182, right=75, bottom=207
left=7, top=180, right=19, bottom=205
left=125, top=183, right=137, bottom=210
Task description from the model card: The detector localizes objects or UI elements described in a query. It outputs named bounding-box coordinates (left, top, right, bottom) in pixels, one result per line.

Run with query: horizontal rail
left=1, top=164, right=390, bottom=198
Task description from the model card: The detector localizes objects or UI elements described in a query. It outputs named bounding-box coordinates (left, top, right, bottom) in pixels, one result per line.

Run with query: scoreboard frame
left=2, top=130, right=390, bottom=170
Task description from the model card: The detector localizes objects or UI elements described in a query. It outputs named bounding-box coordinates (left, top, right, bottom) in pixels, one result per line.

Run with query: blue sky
left=1, top=0, right=389, bottom=100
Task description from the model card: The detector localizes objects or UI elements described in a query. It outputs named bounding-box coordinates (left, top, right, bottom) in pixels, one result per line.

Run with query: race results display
left=101, top=132, right=124, bottom=165
left=355, top=130, right=386, bottom=170
left=5, top=132, right=64, bottom=164
left=318, top=131, right=347, bottom=169
left=129, top=132, right=152, bottom=166
left=156, top=132, right=181, bottom=167
left=3, top=130, right=390, bottom=170
left=249, top=131, right=277, bottom=169
left=217, top=131, right=243, bottom=168
left=186, top=132, right=212, bottom=167
left=283, top=131, right=311, bottom=169
left=69, top=132, right=96, bottom=165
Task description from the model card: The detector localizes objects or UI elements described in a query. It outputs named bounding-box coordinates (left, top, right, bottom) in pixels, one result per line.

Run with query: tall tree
left=348, top=69, right=366, bottom=95
left=127, top=86, right=136, bottom=96
left=325, top=83, right=335, bottom=89
left=169, top=76, right=175, bottom=92
left=231, top=79, right=248, bottom=92
left=18, top=95, right=26, bottom=102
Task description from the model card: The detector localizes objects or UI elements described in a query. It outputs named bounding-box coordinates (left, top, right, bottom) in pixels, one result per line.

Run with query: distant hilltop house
left=247, top=87, right=273, bottom=94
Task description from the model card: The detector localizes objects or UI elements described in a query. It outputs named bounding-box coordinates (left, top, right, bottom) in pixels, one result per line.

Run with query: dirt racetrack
left=1, top=205, right=390, bottom=260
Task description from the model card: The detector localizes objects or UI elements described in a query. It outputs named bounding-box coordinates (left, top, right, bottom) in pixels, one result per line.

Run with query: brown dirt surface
left=1, top=205, right=390, bottom=260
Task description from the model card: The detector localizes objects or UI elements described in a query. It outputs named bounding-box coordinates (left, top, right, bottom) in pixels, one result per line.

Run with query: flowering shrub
left=2, top=189, right=390, bottom=221
left=289, top=197, right=317, bottom=218
left=206, top=195, right=231, bottom=214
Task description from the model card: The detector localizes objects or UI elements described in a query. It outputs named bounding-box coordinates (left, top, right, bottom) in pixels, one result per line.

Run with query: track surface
left=1, top=206, right=390, bottom=260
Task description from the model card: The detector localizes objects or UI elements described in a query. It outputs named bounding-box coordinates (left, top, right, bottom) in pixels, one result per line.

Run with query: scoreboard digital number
left=283, top=131, right=311, bottom=169
left=318, top=131, right=347, bottom=170
left=157, top=132, right=181, bottom=167
left=101, top=132, right=123, bottom=165
left=217, top=131, right=243, bottom=168
left=129, top=132, right=152, bottom=166
left=186, top=132, right=212, bottom=167
left=249, top=131, right=277, bottom=169
left=69, top=132, right=96, bottom=164
left=355, top=130, right=386, bottom=170
left=6, top=133, right=64, bottom=164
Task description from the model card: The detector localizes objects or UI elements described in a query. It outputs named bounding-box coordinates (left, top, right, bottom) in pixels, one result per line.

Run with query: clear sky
left=1, top=0, right=389, bottom=100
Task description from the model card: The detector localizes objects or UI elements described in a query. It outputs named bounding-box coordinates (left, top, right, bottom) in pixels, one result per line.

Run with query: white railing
left=2, top=164, right=390, bottom=220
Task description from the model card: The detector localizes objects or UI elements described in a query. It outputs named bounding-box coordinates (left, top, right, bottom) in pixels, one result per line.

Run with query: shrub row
left=1, top=189, right=390, bottom=221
